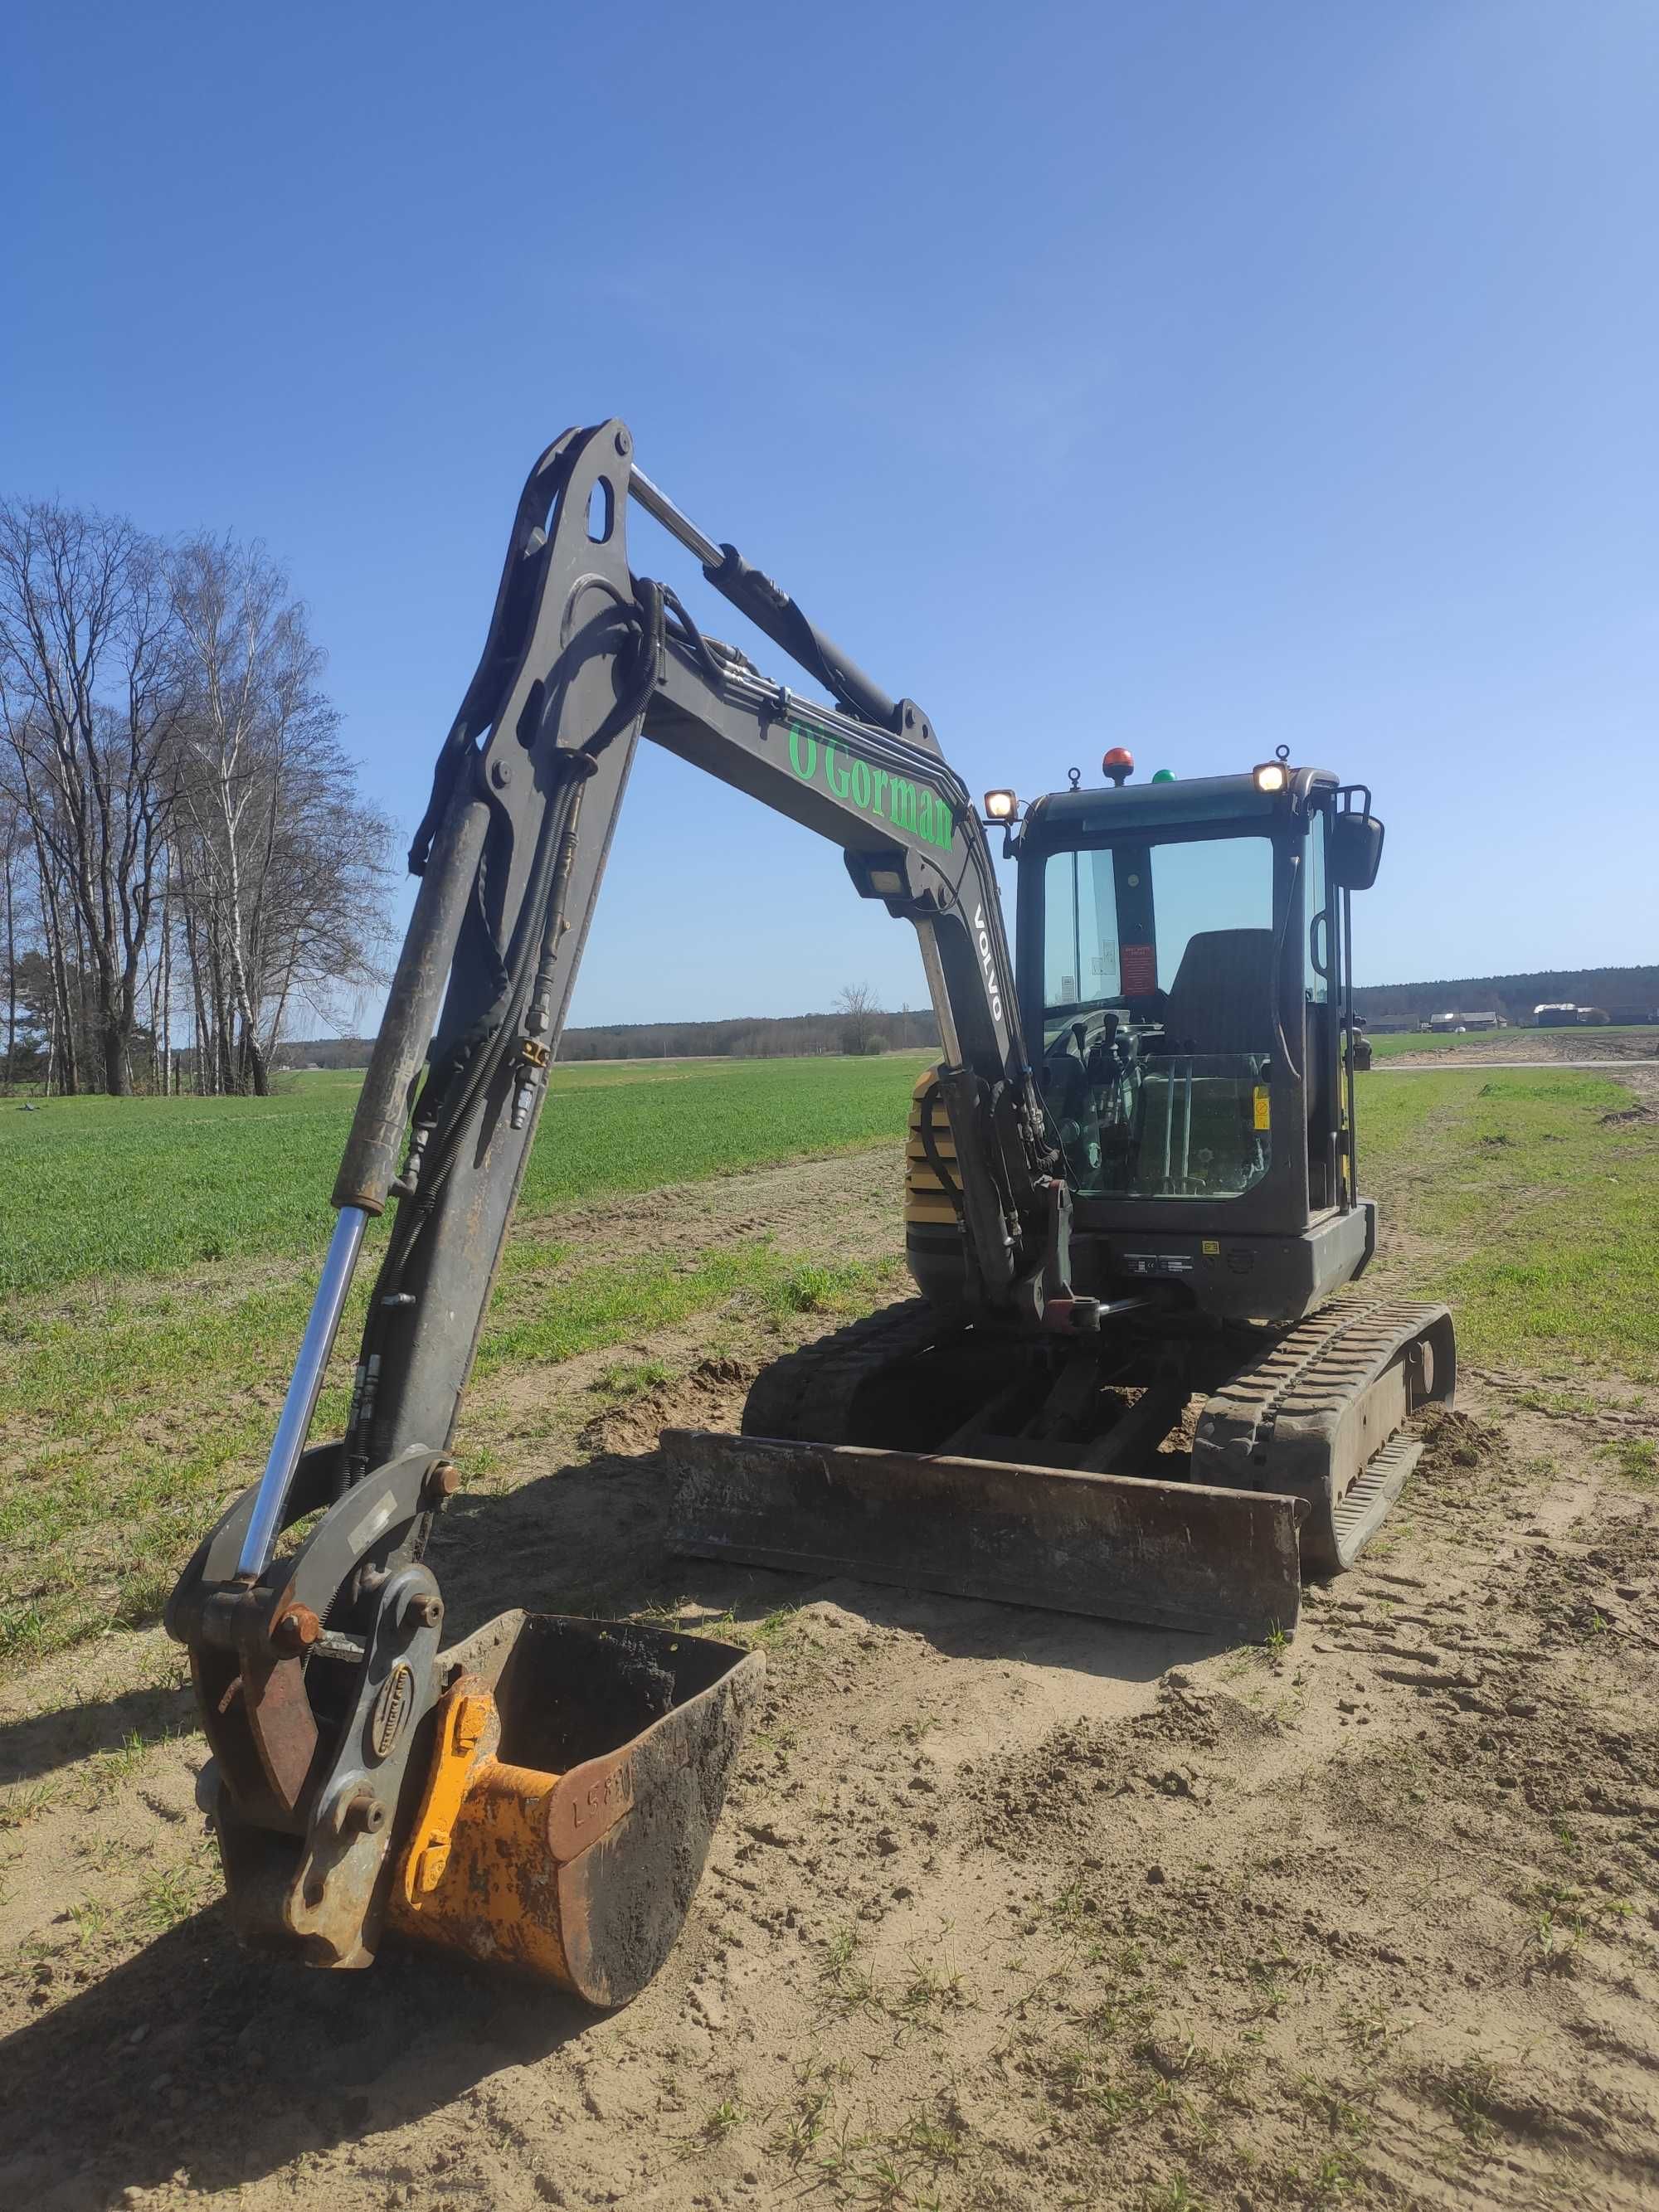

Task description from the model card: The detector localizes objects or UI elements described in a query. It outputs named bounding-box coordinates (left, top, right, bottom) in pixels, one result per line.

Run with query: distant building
left=1423, top=1010, right=1502, bottom=1033
left=1533, top=1003, right=1625, bottom=1028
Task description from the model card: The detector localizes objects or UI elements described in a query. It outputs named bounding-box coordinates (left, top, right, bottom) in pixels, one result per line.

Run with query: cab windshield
left=1039, top=832, right=1277, bottom=1200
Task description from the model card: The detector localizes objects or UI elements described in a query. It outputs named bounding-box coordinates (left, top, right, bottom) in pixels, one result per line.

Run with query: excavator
left=166, top=420, right=1453, bottom=2006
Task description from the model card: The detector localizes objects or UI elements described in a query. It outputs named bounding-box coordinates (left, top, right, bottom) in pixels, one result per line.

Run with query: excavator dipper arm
left=338, top=421, right=1047, bottom=1484
left=166, top=420, right=1052, bottom=1986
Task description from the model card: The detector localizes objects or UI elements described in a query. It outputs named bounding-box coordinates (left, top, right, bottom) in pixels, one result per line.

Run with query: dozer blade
left=664, top=1431, right=1308, bottom=1642
left=387, top=1612, right=762, bottom=2005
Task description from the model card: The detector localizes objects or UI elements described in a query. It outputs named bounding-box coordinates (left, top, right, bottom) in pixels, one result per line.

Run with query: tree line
left=1353, top=965, right=1659, bottom=1028
left=276, top=999, right=943, bottom=1070
left=0, top=498, right=393, bottom=1096
left=496, top=989, right=941, bottom=1062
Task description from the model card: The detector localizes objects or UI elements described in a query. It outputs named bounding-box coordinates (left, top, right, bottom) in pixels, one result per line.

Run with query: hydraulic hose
left=362, top=579, right=664, bottom=1398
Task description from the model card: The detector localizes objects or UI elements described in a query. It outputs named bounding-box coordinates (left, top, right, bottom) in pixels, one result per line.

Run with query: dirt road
left=2, top=1153, right=1657, bottom=2210
left=1375, top=1030, right=1659, bottom=1069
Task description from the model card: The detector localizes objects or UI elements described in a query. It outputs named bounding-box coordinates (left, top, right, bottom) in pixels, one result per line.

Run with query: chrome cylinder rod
left=627, top=465, right=722, bottom=570
left=236, top=1205, right=370, bottom=1579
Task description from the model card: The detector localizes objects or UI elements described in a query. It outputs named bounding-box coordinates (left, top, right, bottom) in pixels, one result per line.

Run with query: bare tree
left=0, top=503, right=393, bottom=1099
left=169, top=535, right=393, bottom=1092
left=0, top=500, right=187, bottom=1092
left=0, top=790, right=23, bottom=1091
left=834, top=980, right=879, bottom=1055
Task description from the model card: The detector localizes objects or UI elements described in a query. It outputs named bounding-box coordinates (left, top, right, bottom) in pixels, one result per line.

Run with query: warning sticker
left=1253, top=1086, right=1272, bottom=1130
left=1120, top=942, right=1157, bottom=994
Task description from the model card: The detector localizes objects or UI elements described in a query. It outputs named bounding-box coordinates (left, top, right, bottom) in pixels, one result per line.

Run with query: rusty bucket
left=387, top=1612, right=761, bottom=2005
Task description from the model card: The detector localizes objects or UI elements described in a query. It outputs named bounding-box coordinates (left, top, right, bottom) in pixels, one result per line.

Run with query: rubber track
left=1194, top=1293, right=1452, bottom=1568
left=1332, top=1435, right=1423, bottom=1548
left=740, top=1299, right=956, bottom=1447
left=1199, top=1297, right=1428, bottom=1466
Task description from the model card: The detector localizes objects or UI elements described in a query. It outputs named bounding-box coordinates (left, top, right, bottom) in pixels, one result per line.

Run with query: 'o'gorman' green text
left=788, top=722, right=955, bottom=851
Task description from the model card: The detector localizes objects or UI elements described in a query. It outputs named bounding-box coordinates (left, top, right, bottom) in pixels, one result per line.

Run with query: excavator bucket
left=386, top=1612, right=762, bottom=2005
left=663, top=1432, right=1308, bottom=1642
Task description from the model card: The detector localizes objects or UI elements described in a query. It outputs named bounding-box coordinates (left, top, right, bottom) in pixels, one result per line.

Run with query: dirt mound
left=1412, top=1404, right=1516, bottom=1513
left=1417, top=1403, right=1506, bottom=1470
left=577, top=1354, right=756, bottom=1453
left=957, top=1678, right=1276, bottom=1861
left=1601, top=1101, right=1659, bottom=1125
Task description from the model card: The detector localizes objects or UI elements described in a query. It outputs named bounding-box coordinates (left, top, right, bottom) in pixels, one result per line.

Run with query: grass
left=815, top=1923, right=971, bottom=2033
left=590, top=1358, right=673, bottom=1399
left=134, top=1863, right=203, bottom=1933
left=1420, top=2057, right=1504, bottom=2151
left=0, top=1053, right=923, bottom=1665
left=0, top=1235, right=902, bottom=1664
left=1365, top=1030, right=1486, bottom=1058
left=0, top=1053, right=933, bottom=1299
left=476, top=1242, right=899, bottom=1376
left=0, top=1777, right=61, bottom=1828
left=635, top=1597, right=800, bottom=1654
left=3, top=1050, right=1653, bottom=1668
left=1595, top=1435, right=1657, bottom=1489
left=1360, top=1070, right=1659, bottom=1378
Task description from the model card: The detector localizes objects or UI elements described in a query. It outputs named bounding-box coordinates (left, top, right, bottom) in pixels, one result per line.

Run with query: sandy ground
left=2, top=1152, right=1657, bottom=2210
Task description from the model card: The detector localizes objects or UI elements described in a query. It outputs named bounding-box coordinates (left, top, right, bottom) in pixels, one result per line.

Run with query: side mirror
left=1330, top=812, right=1384, bottom=892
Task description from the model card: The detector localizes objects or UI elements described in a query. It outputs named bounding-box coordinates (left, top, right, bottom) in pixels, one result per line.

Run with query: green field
left=1365, top=1028, right=1490, bottom=1058
left=1, top=1053, right=1653, bottom=1667
left=0, top=1056, right=931, bottom=1662
left=1357, top=1067, right=1658, bottom=1378
left=0, top=1054, right=934, bottom=1300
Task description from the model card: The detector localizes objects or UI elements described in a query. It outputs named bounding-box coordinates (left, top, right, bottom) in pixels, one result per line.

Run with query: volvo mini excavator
left=167, top=420, right=1453, bottom=2003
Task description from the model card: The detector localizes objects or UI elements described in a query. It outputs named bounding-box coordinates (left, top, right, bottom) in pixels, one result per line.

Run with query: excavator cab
left=907, top=755, right=1379, bottom=1325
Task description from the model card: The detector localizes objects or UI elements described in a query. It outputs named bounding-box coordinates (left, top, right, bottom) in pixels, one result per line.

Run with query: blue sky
left=7, top=1, right=1655, bottom=1026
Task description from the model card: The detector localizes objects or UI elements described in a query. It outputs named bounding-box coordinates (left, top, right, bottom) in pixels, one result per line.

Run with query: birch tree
left=0, top=792, right=24, bottom=1090
left=170, top=536, right=392, bottom=1091
left=0, top=500, right=187, bottom=1093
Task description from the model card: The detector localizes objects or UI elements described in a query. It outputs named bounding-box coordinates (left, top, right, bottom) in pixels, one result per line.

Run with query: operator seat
left=1160, top=929, right=1277, bottom=1055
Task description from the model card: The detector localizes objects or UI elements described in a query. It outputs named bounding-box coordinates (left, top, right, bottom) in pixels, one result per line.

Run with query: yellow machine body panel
left=903, top=1067, right=959, bottom=1227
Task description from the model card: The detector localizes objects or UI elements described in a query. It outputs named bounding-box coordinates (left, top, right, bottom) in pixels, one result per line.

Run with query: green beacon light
left=1150, top=769, right=1175, bottom=783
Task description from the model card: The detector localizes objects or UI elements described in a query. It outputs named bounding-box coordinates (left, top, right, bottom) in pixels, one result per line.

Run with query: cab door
left=1303, top=803, right=1343, bottom=1210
